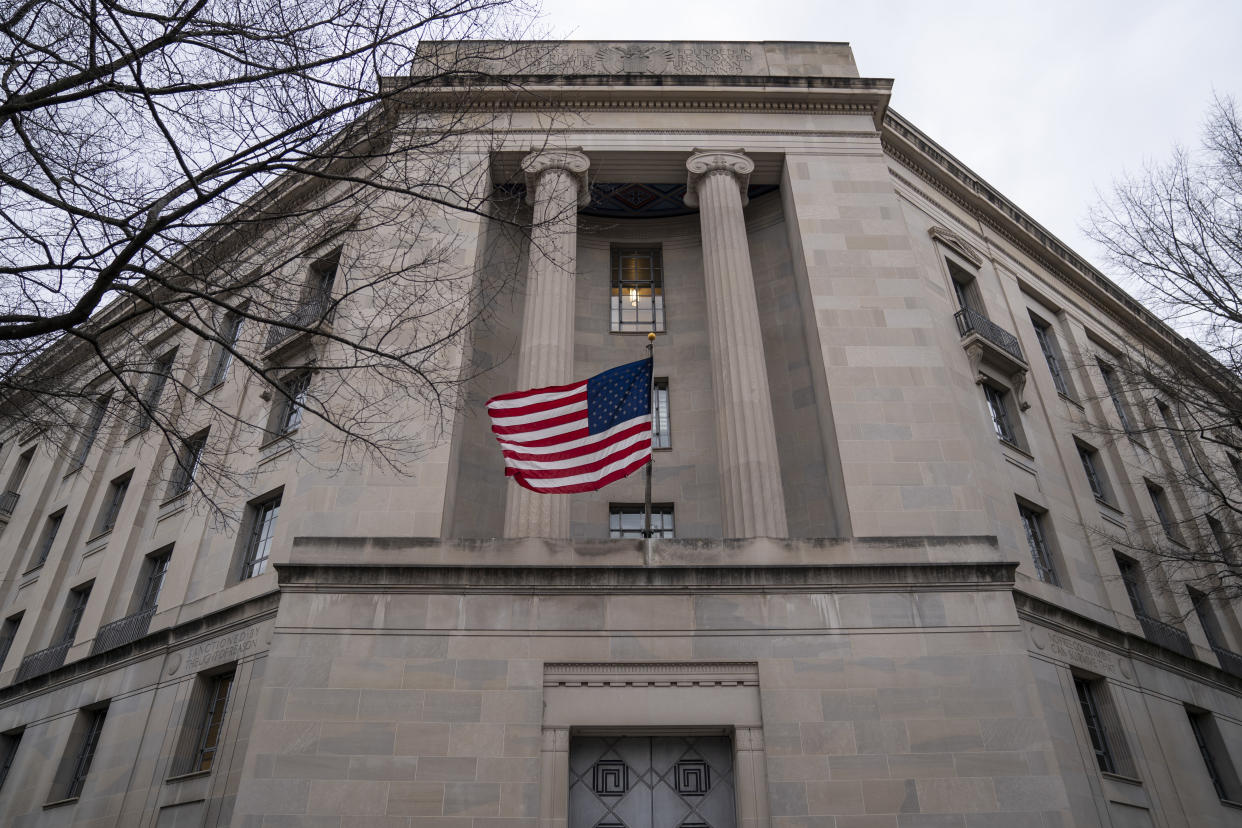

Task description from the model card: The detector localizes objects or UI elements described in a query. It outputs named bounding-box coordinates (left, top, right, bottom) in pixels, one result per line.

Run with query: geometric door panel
left=569, top=735, right=736, bottom=828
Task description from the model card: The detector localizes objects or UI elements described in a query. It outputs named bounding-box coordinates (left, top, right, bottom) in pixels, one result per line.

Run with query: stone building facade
left=0, top=39, right=1239, bottom=828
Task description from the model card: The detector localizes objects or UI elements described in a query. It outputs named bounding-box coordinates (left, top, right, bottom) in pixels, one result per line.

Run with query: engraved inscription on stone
left=1045, top=631, right=1116, bottom=676
left=538, top=44, right=754, bottom=75
left=178, top=626, right=260, bottom=675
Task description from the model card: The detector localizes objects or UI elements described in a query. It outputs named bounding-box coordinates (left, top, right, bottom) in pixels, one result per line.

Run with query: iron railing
left=14, top=640, right=71, bottom=682
left=954, top=307, right=1025, bottom=364
left=1136, top=612, right=1195, bottom=658
left=0, top=490, right=17, bottom=517
left=1212, top=646, right=1242, bottom=679
left=90, top=607, right=155, bottom=656
left=264, top=298, right=330, bottom=351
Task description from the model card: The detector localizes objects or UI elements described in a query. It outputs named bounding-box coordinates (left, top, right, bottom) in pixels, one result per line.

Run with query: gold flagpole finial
left=647, top=332, right=656, bottom=342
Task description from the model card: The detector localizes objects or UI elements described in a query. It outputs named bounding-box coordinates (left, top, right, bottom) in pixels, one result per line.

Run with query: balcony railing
left=14, top=640, right=71, bottom=683
left=0, top=490, right=18, bottom=517
left=90, top=607, right=156, bottom=656
left=264, top=298, right=331, bottom=351
left=1212, top=645, right=1242, bottom=679
left=955, top=307, right=1025, bottom=364
left=1136, top=612, right=1195, bottom=658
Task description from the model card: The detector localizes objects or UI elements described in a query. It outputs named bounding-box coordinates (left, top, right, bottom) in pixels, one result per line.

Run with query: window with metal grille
left=1076, top=441, right=1108, bottom=502
left=168, top=431, right=208, bottom=498
left=1018, top=503, right=1058, bottom=586
left=238, top=493, right=281, bottom=580
left=983, top=383, right=1018, bottom=445
left=207, top=310, right=244, bottom=388
left=609, top=503, right=674, bottom=538
left=271, top=371, right=311, bottom=438
left=31, top=509, right=64, bottom=568
left=1146, top=482, right=1178, bottom=541
left=59, top=584, right=92, bottom=646
left=171, top=671, right=235, bottom=776
left=610, top=247, right=665, bottom=332
left=652, top=378, right=671, bottom=450
left=1187, top=710, right=1242, bottom=801
left=0, top=729, right=22, bottom=792
left=1031, top=315, right=1070, bottom=396
left=71, top=395, right=109, bottom=469
left=138, top=550, right=171, bottom=613
left=0, top=614, right=20, bottom=666
left=1074, top=677, right=1117, bottom=774
left=49, top=705, right=107, bottom=801
left=132, top=350, right=175, bottom=434
left=96, top=472, right=131, bottom=535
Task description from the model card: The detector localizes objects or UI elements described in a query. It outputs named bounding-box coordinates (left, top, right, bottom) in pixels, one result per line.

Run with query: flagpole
left=643, top=331, right=655, bottom=541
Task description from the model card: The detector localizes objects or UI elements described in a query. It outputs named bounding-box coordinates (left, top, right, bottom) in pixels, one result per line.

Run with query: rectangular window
left=271, top=371, right=311, bottom=438
left=6, top=447, right=33, bottom=494
left=138, top=549, right=171, bottom=613
left=31, top=509, right=64, bottom=568
left=49, top=706, right=107, bottom=801
left=1031, top=315, right=1070, bottom=396
left=133, top=350, right=175, bottom=434
left=1077, top=441, right=1109, bottom=502
left=168, top=431, right=208, bottom=498
left=1156, top=401, right=1192, bottom=472
left=1146, top=482, right=1178, bottom=541
left=1190, top=588, right=1226, bottom=652
left=983, top=383, right=1019, bottom=445
left=1098, top=360, right=1138, bottom=439
left=610, top=247, right=665, bottom=332
left=207, top=310, right=244, bottom=388
left=652, top=378, right=671, bottom=450
left=1114, top=554, right=1148, bottom=617
left=0, top=614, right=21, bottom=666
left=189, top=672, right=234, bottom=774
left=310, top=249, right=339, bottom=307
left=59, top=584, right=92, bottom=646
left=71, top=395, right=109, bottom=469
left=1074, top=677, right=1118, bottom=774
left=609, top=503, right=675, bottom=538
left=947, top=260, right=983, bottom=313
left=1206, top=515, right=1236, bottom=565
left=1018, top=503, right=1059, bottom=585
left=238, top=493, right=281, bottom=580
left=96, top=471, right=131, bottom=535
left=0, top=729, right=22, bottom=792
left=1188, top=710, right=1242, bottom=801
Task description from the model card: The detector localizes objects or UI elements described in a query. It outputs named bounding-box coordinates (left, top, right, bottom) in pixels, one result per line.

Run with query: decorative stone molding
left=520, top=147, right=591, bottom=207
left=928, top=225, right=984, bottom=268
left=545, top=662, right=760, bottom=687
left=684, top=149, right=754, bottom=207
left=965, top=341, right=1030, bottom=411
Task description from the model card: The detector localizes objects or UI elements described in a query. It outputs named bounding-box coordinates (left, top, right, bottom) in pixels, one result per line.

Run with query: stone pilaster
left=686, top=149, right=788, bottom=538
left=503, top=148, right=590, bottom=538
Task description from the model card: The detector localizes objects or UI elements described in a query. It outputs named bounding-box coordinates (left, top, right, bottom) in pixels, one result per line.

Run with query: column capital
left=521, top=147, right=591, bottom=207
left=684, top=148, right=754, bottom=208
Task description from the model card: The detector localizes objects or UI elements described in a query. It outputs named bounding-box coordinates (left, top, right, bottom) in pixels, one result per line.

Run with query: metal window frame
left=99, top=473, right=131, bottom=534
left=65, top=708, right=107, bottom=799
left=652, top=379, right=671, bottom=450
left=1147, top=483, right=1176, bottom=538
left=609, top=503, right=675, bottom=539
left=60, top=585, right=91, bottom=646
left=139, top=550, right=171, bottom=613
left=33, top=510, right=64, bottom=567
left=982, top=383, right=1017, bottom=444
left=73, top=395, right=110, bottom=468
left=133, top=350, right=176, bottom=434
left=275, top=371, right=311, bottom=436
left=208, top=311, right=244, bottom=388
left=191, top=672, right=235, bottom=773
left=1019, top=504, right=1059, bottom=586
left=0, top=729, right=22, bottom=792
left=1074, top=677, right=1116, bottom=774
left=1077, top=443, right=1106, bottom=500
left=1032, top=318, right=1069, bottom=395
left=610, top=246, right=666, bottom=333
left=1114, top=554, right=1146, bottom=616
left=169, top=432, right=208, bottom=497
left=239, top=494, right=281, bottom=580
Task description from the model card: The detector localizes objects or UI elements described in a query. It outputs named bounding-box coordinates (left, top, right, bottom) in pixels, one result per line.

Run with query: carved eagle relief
left=596, top=45, right=676, bottom=74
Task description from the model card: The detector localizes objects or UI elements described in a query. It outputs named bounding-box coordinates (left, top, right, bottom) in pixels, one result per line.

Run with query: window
left=271, top=371, right=311, bottom=438
left=310, top=249, right=339, bottom=307
left=652, top=378, right=671, bottom=450
left=1206, top=515, right=1236, bottom=565
left=1074, top=677, right=1133, bottom=775
left=1230, top=454, right=1242, bottom=488
left=168, top=431, right=208, bottom=498
left=1190, top=588, right=1227, bottom=652
left=1114, top=554, right=1149, bottom=618
left=71, top=395, right=109, bottom=469
left=609, top=503, right=674, bottom=538
left=1146, top=482, right=1178, bottom=541
left=983, top=383, right=1019, bottom=445
left=1031, top=314, right=1070, bottom=396
left=96, top=472, right=131, bottom=535
left=1098, top=360, right=1138, bottom=439
left=1156, top=401, right=1192, bottom=472
left=207, top=310, right=244, bottom=388
left=1187, top=710, right=1242, bottom=801
left=59, top=584, right=92, bottom=646
left=610, top=247, right=664, bottom=332
left=0, top=729, right=22, bottom=792
left=133, top=350, right=175, bottom=434
left=31, top=509, right=64, bottom=568
left=138, top=549, right=171, bottom=613
left=1018, top=503, right=1059, bottom=585
left=49, top=706, right=107, bottom=801
left=6, top=447, right=33, bottom=494
left=171, top=671, right=235, bottom=776
left=1076, top=440, right=1110, bottom=502
left=0, top=614, right=21, bottom=665
left=947, top=260, right=983, bottom=313
left=238, top=493, right=281, bottom=580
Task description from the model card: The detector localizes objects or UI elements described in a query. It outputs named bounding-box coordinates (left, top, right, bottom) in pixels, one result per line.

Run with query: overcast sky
left=536, top=0, right=1242, bottom=297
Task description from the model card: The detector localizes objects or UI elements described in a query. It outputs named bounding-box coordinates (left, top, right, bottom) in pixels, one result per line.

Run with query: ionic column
left=685, top=149, right=788, bottom=537
left=504, top=148, right=590, bottom=538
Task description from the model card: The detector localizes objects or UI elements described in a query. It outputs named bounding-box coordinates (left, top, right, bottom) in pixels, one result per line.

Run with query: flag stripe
left=490, top=409, right=587, bottom=436
left=499, top=418, right=651, bottom=462
left=487, top=381, right=586, bottom=408
left=502, top=428, right=652, bottom=474
left=509, top=448, right=652, bottom=494
left=487, top=391, right=588, bottom=421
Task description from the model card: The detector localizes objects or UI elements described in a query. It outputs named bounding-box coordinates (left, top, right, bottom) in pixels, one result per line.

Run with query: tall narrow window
left=5, top=447, right=33, bottom=494
left=31, top=509, right=64, bottom=568
left=50, top=706, right=108, bottom=801
left=192, top=672, right=234, bottom=773
left=238, top=493, right=281, bottom=580
left=168, top=431, right=208, bottom=498
left=96, top=472, right=131, bottom=535
left=983, top=384, right=1019, bottom=445
left=133, top=350, right=175, bottom=434
left=71, top=395, right=109, bottom=469
left=271, top=371, right=311, bottom=438
left=138, top=549, right=171, bottom=613
left=947, top=260, right=983, bottom=312
left=609, top=503, right=675, bottom=538
left=1115, top=554, right=1148, bottom=618
left=59, top=584, right=92, bottom=646
left=0, top=729, right=22, bottom=792
left=1018, top=503, right=1059, bottom=585
left=1098, top=361, right=1137, bottom=438
left=1188, top=710, right=1242, bottom=801
left=310, top=249, right=339, bottom=310
left=1031, top=315, right=1070, bottom=396
left=207, top=311, right=244, bottom=388
left=1146, top=482, right=1177, bottom=541
left=1156, top=401, right=1192, bottom=472
left=0, top=614, right=21, bottom=665
left=1190, top=588, right=1227, bottom=652
left=1077, top=441, right=1109, bottom=502
left=610, top=247, right=665, bottom=332
left=1206, top=515, right=1236, bottom=565
left=652, top=378, right=671, bottom=450
left=1074, top=677, right=1117, bottom=774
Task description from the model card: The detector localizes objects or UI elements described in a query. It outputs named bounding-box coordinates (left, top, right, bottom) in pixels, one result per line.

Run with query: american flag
left=487, top=358, right=653, bottom=493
